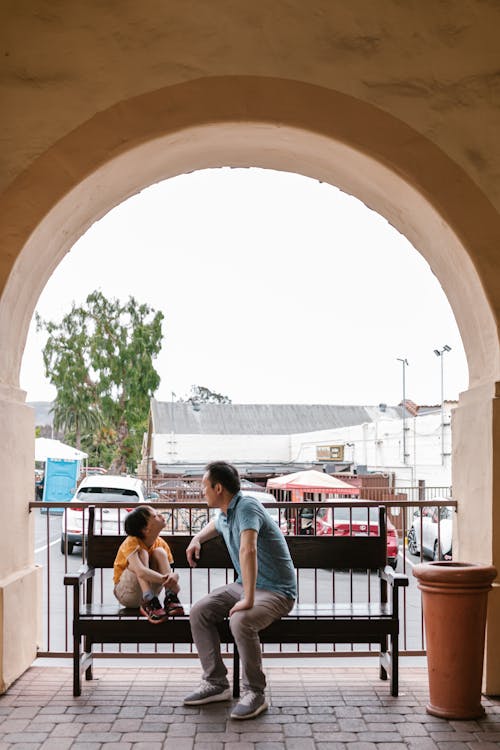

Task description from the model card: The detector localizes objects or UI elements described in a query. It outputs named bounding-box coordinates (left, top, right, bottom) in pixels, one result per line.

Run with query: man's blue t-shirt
left=215, top=492, right=297, bottom=600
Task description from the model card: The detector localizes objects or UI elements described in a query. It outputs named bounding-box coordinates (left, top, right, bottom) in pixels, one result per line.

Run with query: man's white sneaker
left=183, top=680, right=232, bottom=705
left=230, top=690, right=268, bottom=719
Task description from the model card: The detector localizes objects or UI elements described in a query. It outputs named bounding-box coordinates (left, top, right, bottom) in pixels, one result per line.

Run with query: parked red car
left=313, top=505, right=399, bottom=569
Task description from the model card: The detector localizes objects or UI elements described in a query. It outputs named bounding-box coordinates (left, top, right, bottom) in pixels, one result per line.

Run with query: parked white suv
left=60, top=475, right=147, bottom=554
left=407, top=504, right=453, bottom=561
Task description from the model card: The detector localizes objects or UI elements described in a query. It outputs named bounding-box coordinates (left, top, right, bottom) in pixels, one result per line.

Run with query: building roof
left=151, top=399, right=404, bottom=436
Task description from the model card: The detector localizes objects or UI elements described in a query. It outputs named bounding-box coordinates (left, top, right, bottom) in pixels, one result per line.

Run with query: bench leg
left=232, top=644, right=240, bottom=699
left=391, top=634, right=399, bottom=697
left=84, top=637, right=93, bottom=681
left=380, top=636, right=388, bottom=681
left=73, top=634, right=81, bottom=697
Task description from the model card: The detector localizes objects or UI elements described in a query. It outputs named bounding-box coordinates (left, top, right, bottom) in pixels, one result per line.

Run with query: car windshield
left=75, top=487, right=140, bottom=503
left=317, top=507, right=379, bottom=523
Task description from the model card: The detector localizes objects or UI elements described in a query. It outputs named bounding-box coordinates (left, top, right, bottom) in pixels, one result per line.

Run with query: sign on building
left=316, top=445, right=345, bottom=461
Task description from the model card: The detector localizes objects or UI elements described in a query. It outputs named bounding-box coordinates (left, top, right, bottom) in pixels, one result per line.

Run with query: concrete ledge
left=0, top=565, right=42, bottom=693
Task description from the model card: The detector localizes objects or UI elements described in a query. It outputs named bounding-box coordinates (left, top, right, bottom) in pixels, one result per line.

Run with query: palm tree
left=51, top=395, right=102, bottom=450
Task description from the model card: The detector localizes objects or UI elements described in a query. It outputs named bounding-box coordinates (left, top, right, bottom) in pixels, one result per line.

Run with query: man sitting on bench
left=184, top=461, right=296, bottom=720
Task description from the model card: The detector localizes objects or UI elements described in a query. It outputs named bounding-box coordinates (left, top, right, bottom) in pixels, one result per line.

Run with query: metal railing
left=30, top=487, right=455, bottom=659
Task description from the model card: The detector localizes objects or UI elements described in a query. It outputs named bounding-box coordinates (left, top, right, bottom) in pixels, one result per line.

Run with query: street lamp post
left=433, top=345, right=451, bottom=465
left=346, top=442, right=355, bottom=469
left=169, top=391, right=177, bottom=459
left=397, top=357, right=409, bottom=464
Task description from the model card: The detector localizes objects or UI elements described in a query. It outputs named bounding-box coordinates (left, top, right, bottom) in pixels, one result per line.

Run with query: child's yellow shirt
left=113, top=535, right=173, bottom=584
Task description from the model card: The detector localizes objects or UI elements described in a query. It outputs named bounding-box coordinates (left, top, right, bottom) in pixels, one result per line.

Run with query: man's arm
left=229, top=528, right=258, bottom=615
left=186, top=519, right=219, bottom=567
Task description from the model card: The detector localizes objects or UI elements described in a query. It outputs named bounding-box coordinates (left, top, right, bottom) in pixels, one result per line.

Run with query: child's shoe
left=140, top=596, right=167, bottom=624
left=164, top=591, right=185, bottom=617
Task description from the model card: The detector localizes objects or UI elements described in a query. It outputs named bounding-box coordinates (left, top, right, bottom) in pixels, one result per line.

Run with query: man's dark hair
left=205, top=461, right=241, bottom=495
left=124, top=506, right=152, bottom=539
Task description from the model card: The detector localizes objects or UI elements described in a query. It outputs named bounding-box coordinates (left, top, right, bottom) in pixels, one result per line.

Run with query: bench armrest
left=64, top=565, right=96, bottom=620
left=64, top=565, right=95, bottom=587
left=380, top=566, right=409, bottom=587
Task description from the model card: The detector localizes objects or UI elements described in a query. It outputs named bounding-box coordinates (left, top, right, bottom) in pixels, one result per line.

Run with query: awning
left=35, top=437, right=88, bottom=462
left=267, top=469, right=359, bottom=494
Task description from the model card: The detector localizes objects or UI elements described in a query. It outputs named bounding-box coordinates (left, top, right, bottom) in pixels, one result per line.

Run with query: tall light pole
left=397, top=357, right=409, bottom=464
left=169, top=391, right=177, bottom=459
left=434, top=345, right=451, bottom=464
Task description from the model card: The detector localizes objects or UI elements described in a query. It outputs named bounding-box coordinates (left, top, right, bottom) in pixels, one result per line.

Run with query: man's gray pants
left=189, top=582, right=294, bottom=695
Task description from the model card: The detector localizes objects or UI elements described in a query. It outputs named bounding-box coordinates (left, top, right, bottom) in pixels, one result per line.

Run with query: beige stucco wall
left=2, top=2, right=500, bottom=204
left=1, top=1, right=500, bottom=691
left=0, top=387, right=41, bottom=691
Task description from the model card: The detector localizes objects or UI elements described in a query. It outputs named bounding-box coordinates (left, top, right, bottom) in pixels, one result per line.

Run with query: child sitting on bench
left=113, top=505, right=184, bottom=623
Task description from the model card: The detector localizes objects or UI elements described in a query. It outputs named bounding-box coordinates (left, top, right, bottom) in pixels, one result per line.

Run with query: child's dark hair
left=124, top=506, right=151, bottom=539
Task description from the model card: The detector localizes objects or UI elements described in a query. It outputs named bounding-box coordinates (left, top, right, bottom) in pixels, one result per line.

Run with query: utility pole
left=397, top=358, right=409, bottom=464
left=433, top=345, right=451, bottom=465
left=169, top=391, right=177, bottom=459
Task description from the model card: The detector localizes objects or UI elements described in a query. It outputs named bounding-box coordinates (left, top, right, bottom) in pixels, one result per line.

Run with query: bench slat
left=79, top=602, right=392, bottom=618
left=74, top=614, right=396, bottom=644
left=87, top=533, right=387, bottom=570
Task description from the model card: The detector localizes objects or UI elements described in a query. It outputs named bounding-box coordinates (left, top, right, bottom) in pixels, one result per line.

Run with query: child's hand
left=163, top=572, right=179, bottom=593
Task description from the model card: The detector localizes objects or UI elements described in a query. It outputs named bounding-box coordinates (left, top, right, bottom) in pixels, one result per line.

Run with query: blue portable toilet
left=35, top=438, right=88, bottom=514
left=42, top=457, right=80, bottom=513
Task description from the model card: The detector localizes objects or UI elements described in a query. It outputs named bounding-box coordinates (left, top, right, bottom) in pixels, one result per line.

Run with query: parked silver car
left=407, top=504, right=453, bottom=560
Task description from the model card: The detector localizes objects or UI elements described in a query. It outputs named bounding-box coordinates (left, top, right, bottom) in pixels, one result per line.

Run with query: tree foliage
left=185, top=385, right=232, bottom=405
left=37, top=291, right=164, bottom=472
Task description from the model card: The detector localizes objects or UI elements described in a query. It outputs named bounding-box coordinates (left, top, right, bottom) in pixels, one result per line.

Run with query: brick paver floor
left=0, top=663, right=499, bottom=748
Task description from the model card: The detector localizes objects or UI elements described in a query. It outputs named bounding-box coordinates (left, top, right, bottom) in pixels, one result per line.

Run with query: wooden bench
left=64, top=504, right=408, bottom=697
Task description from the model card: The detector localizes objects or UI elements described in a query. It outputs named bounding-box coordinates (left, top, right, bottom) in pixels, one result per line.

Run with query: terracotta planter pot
left=413, top=561, right=497, bottom=719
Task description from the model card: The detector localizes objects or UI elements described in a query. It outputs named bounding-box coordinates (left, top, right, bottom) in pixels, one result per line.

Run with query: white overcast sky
left=20, top=167, right=468, bottom=407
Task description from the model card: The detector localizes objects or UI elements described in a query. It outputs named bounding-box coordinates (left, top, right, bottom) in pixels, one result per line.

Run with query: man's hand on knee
left=229, top=598, right=253, bottom=616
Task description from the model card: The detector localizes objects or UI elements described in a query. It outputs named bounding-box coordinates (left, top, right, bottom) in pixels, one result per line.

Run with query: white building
left=289, top=404, right=453, bottom=487
left=144, top=399, right=453, bottom=487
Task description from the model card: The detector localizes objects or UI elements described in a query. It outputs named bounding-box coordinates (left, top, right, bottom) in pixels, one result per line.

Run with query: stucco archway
left=1, top=76, right=499, bottom=690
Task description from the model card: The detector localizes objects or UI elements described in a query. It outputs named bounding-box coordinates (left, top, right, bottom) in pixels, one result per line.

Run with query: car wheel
left=60, top=537, right=74, bottom=555
left=407, top=527, right=419, bottom=555
left=388, top=558, right=398, bottom=570
left=433, top=540, right=441, bottom=561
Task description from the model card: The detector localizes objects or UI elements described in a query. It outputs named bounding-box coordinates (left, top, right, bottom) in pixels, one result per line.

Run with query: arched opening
left=23, top=166, right=468, bottom=410
left=1, top=77, right=499, bottom=691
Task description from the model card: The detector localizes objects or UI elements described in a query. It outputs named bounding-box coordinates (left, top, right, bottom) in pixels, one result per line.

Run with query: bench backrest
left=86, top=505, right=388, bottom=571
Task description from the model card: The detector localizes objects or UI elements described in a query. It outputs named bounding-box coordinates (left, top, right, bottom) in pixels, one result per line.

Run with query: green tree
left=37, top=291, right=164, bottom=472
left=52, top=393, right=102, bottom=450
left=36, top=302, right=100, bottom=450
left=89, top=424, right=117, bottom=469
left=185, top=385, right=232, bottom=404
